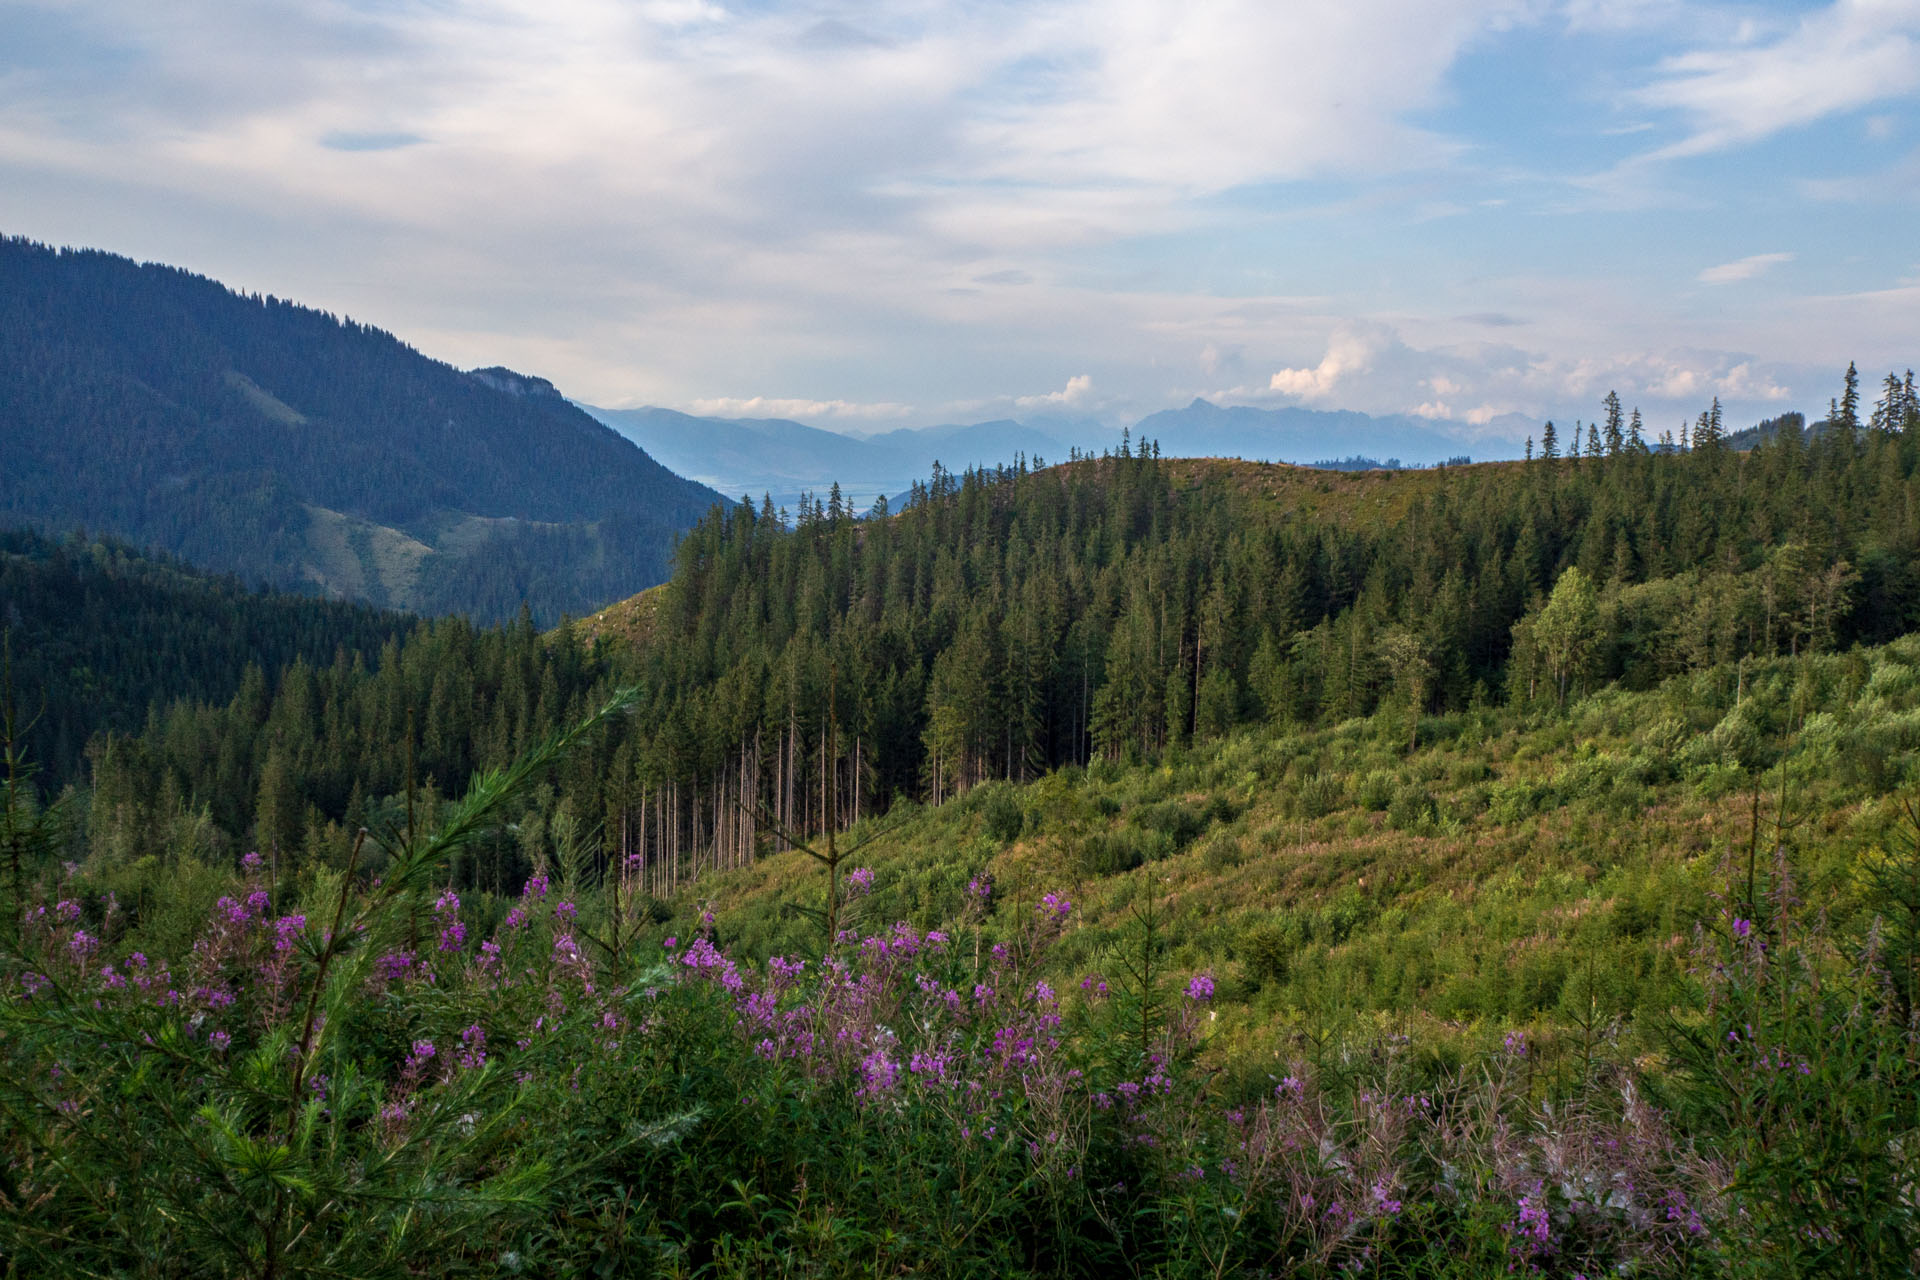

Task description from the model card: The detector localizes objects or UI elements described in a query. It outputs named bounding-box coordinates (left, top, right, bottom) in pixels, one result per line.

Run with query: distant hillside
left=0, top=237, right=723, bottom=622
left=0, top=527, right=410, bottom=786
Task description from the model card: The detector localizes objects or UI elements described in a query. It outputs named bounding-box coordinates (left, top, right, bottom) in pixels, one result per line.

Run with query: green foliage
left=1666, top=847, right=1920, bottom=1276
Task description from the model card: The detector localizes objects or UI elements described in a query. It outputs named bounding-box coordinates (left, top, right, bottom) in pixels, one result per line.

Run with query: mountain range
left=584, top=399, right=1526, bottom=512
left=0, top=237, right=721, bottom=623
left=580, top=406, right=1084, bottom=511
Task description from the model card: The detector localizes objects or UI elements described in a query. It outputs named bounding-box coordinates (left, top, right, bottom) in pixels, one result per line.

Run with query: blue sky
left=2, top=0, right=1915, bottom=444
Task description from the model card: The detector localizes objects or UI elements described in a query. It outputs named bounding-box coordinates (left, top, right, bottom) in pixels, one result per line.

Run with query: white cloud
left=0, top=0, right=1905, bottom=437
left=1015, top=374, right=1094, bottom=408
left=1633, top=0, right=1920, bottom=159
left=1269, top=328, right=1385, bottom=400
left=686, top=396, right=915, bottom=421
left=1698, top=252, right=1794, bottom=284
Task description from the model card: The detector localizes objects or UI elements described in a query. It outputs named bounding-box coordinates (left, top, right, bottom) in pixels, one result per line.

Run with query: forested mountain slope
left=0, top=529, right=410, bottom=787
left=0, top=237, right=722, bottom=621
left=78, top=378, right=1920, bottom=881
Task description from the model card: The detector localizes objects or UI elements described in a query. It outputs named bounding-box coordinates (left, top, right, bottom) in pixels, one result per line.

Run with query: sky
left=2, top=0, right=1917, bottom=443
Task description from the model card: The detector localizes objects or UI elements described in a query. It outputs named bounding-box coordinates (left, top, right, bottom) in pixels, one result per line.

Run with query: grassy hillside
left=692, top=633, right=1920, bottom=1071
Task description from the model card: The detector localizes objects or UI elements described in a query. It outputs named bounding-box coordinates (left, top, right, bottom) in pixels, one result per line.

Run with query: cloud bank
left=0, top=0, right=1912, bottom=434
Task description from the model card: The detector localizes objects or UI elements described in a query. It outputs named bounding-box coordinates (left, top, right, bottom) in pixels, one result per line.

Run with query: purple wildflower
left=273, top=914, right=306, bottom=954
left=458, top=1024, right=487, bottom=1070
left=857, top=1047, right=899, bottom=1099
left=1185, top=972, right=1215, bottom=1002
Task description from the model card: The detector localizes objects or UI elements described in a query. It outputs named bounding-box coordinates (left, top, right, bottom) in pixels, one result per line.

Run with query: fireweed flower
left=1185, top=972, right=1215, bottom=1002
left=1509, top=1190, right=1552, bottom=1255
left=555, top=900, right=578, bottom=923
left=1731, top=916, right=1753, bottom=941
left=503, top=906, right=528, bottom=930
left=273, top=914, right=306, bottom=954
left=1038, top=892, right=1072, bottom=924
left=458, top=1025, right=487, bottom=1070
left=1504, top=1031, right=1529, bottom=1058
left=857, top=1046, right=900, bottom=1100
left=768, top=954, right=807, bottom=991
left=846, top=867, right=875, bottom=896
left=523, top=874, right=549, bottom=901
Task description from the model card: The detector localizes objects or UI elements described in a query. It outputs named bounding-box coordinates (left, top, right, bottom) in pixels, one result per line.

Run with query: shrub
left=1386, top=784, right=1438, bottom=832
left=977, top=783, right=1026, bottom=844
left=1357, top=770, right=1397, bottom=811
left=1286, top=773, right=1344, bottom=820
left=1077, top=831, right=1146, bottom=877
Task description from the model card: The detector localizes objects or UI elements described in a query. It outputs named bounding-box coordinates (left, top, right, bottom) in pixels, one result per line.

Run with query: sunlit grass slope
left=689, top=633, right=1920, bottom=1074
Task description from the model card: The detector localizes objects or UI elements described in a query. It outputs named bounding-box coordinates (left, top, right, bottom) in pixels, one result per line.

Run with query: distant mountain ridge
left=585, top=398, right=1524, bottom=512
left=582, top=406, right=1077, bottom=510
left=0, top=237, right=723, bottom=621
